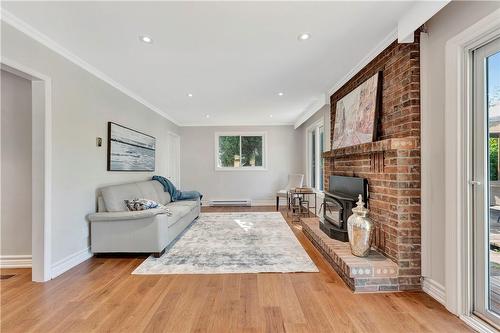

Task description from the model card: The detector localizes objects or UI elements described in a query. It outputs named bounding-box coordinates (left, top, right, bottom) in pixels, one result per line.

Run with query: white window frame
left=472, top=37, right=500, bottom=328
left=305, top=119, right=324, bottom=192
left=214, top=132, right=267, bottom=171
left=443, top=8, right=500, bottom=332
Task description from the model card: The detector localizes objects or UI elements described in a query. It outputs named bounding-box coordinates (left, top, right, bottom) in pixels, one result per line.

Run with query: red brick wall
left=325, top=33, right=421, bottom=290
left=330, top=35, right=420, bottom=142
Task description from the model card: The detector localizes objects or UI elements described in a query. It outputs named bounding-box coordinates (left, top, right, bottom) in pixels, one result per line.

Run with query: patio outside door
left=472, top=36, right=500, bottom=328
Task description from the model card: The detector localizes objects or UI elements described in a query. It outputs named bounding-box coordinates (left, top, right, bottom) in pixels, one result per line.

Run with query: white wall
left=295, top=104, right=330, bottom=185
left=180, top=125, right=301, bottom=204
left=421, top=0, right=500, bottom=293
left=1, top=70, right=32, bottom=256
left=1, top=23, right=180, bottom=268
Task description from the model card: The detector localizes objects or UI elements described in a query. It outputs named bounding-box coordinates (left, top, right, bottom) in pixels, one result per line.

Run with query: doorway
left=1, top=70, right=32, bottom=270
left=0, top=61, right=51, bottom=282
left=472, top=36, right=500, bottom=328
left=166, top=132, right=180, bottom=187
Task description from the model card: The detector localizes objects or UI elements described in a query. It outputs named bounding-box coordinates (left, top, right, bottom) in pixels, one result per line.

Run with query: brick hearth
left=318, top=32, right=421, bottom=291
left=302, top=218, right=398, bottom=292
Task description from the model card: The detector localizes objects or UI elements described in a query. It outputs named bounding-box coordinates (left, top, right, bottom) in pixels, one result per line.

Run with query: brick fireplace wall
left=324, top=33, right=421, bottom=290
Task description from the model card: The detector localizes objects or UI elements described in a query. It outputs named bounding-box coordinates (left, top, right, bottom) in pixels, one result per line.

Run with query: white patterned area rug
left=132, top=212, right=318, bottom=274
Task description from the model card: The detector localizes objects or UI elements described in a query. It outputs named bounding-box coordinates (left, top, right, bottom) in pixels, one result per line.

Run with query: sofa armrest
left=87, top=208, right=169, bottom=222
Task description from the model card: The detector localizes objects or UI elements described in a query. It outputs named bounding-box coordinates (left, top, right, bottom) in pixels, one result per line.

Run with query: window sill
left=215, top=167, right=268, bottom=172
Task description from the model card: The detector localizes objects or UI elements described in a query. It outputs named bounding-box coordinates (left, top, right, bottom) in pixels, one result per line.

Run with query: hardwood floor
left=1, top=206, right=471, bottom=333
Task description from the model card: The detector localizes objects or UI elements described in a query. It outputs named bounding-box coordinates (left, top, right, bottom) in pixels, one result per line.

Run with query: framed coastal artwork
left=331, top=72, right=381, bottom=150
left=107, top=122, right=156, bottom=171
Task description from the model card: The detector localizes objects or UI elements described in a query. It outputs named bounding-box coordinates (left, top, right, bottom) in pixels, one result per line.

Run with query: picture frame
left=107, top=122, right=156, bottom=171
left=331, top=71, right=382, bottom=150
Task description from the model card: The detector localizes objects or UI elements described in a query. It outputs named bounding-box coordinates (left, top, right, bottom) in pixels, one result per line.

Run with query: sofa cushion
left=87, top=207, right=170, bottom=222
left=166, top=204, right=192, bottom=227
left=167, top=200, right=199, bottom=210
left=101, top=180, right=171, bottom=212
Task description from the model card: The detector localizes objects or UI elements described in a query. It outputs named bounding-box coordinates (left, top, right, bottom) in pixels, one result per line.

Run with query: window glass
left=218, top=136, right=240, bottom=167
left=319, top=126, right=324, bottom=191
left=311, top=130, right=316, bottom=188
left=241, top=136, right=263, bottom=167
left=216, top=134, right=265, bottom=169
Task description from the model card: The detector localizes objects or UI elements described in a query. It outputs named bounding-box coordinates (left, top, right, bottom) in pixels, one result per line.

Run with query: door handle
left=469, top=180, right=481, bottom=186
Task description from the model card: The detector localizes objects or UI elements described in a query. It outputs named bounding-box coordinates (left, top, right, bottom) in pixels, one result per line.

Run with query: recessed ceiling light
left=205, top=114, right=210, bottom=118
left=139, top=35, right=153, bottom=44
left=278, top=92, right=284, bottom=96
left=269, top=114, right=273, bottom=118
left=187, top=93, right=193, bottom=97
left=298, top=33, right=311, bottom=41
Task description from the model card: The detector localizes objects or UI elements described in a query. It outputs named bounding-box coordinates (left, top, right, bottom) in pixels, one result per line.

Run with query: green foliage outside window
left=241, top=136, right=263, bottom=167
left=491, top=138, right=499, bottom=181
left=218, top=136, right=240, bottom=167
left=218, top=135, right=263, bottom=168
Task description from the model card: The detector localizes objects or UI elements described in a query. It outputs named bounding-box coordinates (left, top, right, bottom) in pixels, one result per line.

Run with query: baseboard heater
left=209, top=199, right=252, bottom=207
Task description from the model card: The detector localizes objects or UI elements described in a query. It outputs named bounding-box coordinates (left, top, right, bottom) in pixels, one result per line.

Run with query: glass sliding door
left=472, top=37, right=500, bottom=327
left=319, top=125, right=324, bottom=191
left=307, top=122, right=324, bottom=192
left=311, top=130, right=316, bottom=188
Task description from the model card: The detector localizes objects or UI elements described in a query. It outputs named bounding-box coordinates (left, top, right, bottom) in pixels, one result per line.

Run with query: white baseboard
left=460, top=315, right=499, bottom=333
left=422, top=277, right=446, bottom=305
left=252, top=199, right=275, bottom=206
left=51, top=247, right=92, bottom=279
left=202, top=199, right=275, bottom=206
left=0, top=255, right=32, bottom=268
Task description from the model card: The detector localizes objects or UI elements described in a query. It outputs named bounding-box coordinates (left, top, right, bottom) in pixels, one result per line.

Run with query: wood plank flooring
left=1, top=206, right=472, bottom=332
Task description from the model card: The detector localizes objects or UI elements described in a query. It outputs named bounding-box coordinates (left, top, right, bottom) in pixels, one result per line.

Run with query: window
left=215, top=132, right=266, bottom=170
left=307, top=121, right=324, bottom=191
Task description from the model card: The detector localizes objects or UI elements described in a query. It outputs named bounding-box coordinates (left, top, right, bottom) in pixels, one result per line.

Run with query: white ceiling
left=2, top=1, right=417, bottom=126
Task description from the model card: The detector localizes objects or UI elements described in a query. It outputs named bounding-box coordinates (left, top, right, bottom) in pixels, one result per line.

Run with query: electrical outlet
left=96, top=137, right=102, bottom=147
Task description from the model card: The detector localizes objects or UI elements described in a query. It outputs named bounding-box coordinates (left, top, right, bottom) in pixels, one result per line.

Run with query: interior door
left=472, top=36, right=500, bottom=328
left=166, top=132, right=180, bottom=188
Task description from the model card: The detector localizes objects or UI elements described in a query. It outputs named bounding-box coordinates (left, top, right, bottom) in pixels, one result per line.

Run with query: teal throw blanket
left=152, top=175, right=202, bottom=202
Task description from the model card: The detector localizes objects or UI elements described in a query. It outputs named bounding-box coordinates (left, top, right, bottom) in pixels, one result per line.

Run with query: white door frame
left=167, top=131, right=181, bottom=188
left=305, top=119, right=323, bottom=190
left=472, top=37, right=500, bottom=328
left=1, top=58, right=52, bottom=282
left=444, top=8, right=500, bottom=332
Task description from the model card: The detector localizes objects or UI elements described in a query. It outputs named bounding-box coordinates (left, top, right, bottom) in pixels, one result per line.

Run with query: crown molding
left=293, top=95, right=327, bottom=129
left=0, top=9, right=181, bottom=126
left=181, top=121, right=294, bottom=127
left=327, top=28, right=398, bottom=97
left=397, top=1, right=449, bottom=43
left=293, top=28, right=398, bottom=129
left=2, top=9, right=400, bottom=129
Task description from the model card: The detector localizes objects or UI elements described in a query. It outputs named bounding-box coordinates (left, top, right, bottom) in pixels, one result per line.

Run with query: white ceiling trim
left=2, top=8, right=410, bottom=129
left=182, top=121, right=295, bottom=127
left=293, top=27, right=398, bottom=129
left=293, top=94, right=328, bottom=129
left=0, top=9, right=181, bottom=126
left=397, top=1, right=450, bottom=43
left=327, top=27, right=398, bottom=97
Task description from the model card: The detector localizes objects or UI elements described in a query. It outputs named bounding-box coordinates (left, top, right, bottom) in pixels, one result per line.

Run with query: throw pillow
left=125, top=198, right=159, bottom=211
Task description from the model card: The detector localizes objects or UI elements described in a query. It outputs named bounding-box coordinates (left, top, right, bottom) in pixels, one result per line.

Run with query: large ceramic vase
left=347, top=195, right=373, bottom=257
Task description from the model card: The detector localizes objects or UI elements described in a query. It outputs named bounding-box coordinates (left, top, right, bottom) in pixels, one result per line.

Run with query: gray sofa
left=87, top=180, right=200, bottom=257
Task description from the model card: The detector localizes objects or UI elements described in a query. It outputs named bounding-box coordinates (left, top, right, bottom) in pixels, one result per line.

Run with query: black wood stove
left=320, top=175, right=368, bottom=242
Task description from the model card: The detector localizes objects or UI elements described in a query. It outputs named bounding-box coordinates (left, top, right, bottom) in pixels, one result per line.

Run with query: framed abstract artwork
left=107, top=122, right=156, bottom=171
left=331, top=72, right=381, bottom=150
